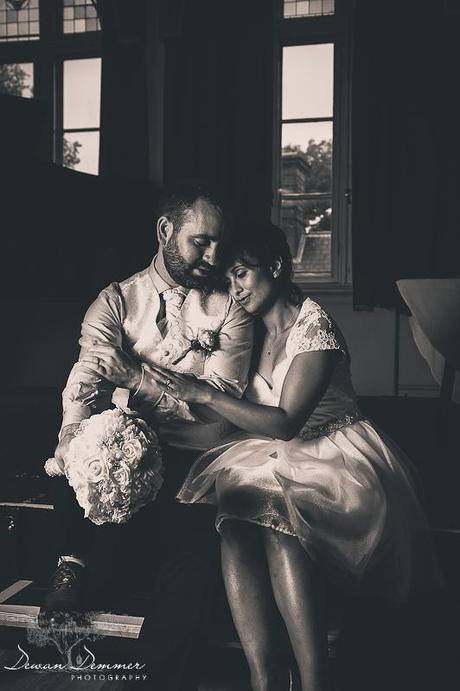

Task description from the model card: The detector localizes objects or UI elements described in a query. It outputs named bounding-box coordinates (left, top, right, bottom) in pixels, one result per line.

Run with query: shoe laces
left=51, top=562, right=80, bottom=591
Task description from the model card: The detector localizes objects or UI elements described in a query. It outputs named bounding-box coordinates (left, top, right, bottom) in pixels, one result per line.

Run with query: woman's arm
left=149, top=350, right=337, bottom=441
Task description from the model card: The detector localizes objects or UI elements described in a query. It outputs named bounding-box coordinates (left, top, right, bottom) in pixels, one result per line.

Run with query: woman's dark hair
left=222, top=221, right=303, bottom=306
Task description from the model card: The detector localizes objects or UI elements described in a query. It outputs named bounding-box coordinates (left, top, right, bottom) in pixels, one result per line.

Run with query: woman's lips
left=238, top=295, right=251, bottom=306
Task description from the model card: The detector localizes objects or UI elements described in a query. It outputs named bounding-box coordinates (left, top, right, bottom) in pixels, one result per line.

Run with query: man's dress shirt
left=61, top=258, right=253, bottom=450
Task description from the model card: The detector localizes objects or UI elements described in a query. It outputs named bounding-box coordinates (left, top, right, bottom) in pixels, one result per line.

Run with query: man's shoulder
left=116, top=266, right=151, bottom=293
left=88, top=267, right=154, bottom=319
left=96, top=267, right=151, bottom=300
left=184, top=288, right=231, bottom=317
left=182, top=288, right=251, bottom=330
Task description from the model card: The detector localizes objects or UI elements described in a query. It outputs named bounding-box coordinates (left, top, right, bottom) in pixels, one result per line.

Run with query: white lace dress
left=177, top=298, right=441, bottom=601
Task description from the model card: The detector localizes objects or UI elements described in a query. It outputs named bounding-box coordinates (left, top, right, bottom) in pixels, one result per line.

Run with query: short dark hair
left=158, top=180, right=225, bottom=232
left=222, top=220, right=303, bottom=306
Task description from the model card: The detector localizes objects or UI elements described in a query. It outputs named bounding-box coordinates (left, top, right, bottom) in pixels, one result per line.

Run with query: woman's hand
left=147, top=365, right=214, bottom=404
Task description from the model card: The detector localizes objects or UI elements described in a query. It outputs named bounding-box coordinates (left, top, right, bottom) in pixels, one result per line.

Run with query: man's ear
left=157, top=216, right=174, bottom=246
left=271, top=257, right=282, bottom=279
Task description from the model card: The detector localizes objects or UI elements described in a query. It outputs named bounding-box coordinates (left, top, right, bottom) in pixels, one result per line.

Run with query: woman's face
left=225, top=258, right=277, bottom=314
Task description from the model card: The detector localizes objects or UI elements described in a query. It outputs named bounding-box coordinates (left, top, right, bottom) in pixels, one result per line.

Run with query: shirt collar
left=148, top=255, right=180, bottom=295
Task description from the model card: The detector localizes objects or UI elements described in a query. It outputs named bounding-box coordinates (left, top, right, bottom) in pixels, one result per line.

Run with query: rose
left=190, top=328, right=217, bottom=353
left=44, top=458, right=63, bottom=477
left=111, top=463, right=131, bottom=492
left=121, top=438, right=144, bottom=466
left=66, top=464, right=89, bottom=491
left=172, top=328, right=218, bottom=365
left=194, top=328, right=217, bottom=352
left=132, top=470, right=158, bottom=502
left=85, top=457, right=107, bottom=483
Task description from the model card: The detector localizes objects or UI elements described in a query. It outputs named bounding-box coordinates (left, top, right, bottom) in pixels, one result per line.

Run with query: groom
left=44, top=181, right=253, bottom=690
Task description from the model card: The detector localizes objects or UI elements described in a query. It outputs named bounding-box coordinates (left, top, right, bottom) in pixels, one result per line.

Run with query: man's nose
left=203, top=244, right=218, bottom=266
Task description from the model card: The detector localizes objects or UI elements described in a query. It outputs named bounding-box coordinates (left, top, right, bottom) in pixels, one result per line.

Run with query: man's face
left=162, top=198, right=223, bottom=288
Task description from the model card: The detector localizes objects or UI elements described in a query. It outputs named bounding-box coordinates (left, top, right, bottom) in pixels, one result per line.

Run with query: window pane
left=63, top=58, right=101, bottom=129
left=281, top=122, right=332, bottom=193
left=283, top=0, right=335, bottom=18
left=61, top=0, right=101, bottom=34
left=63, top=131, right=99, bottom=175
left=282, top=44, right=333, bottom=120
left=280, top=197, right=332, bottom=273
left=0, top=0, right=40, bottom=42
left=0, top=62, right=33, bottom=97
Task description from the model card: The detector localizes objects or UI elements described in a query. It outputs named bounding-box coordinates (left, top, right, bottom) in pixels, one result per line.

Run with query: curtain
left=98, top=0, right=152, bottom=180
left=162, top=0, right=276, bottom=222
left=351, top=0, right=460, bottom=309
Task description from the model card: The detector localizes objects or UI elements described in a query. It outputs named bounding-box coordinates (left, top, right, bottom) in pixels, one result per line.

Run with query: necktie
left=160, top=287, right=187, bottom=335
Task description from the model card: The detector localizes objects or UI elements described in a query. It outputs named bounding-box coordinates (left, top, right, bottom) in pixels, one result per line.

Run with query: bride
left=147, top=222, right=441, bottom=691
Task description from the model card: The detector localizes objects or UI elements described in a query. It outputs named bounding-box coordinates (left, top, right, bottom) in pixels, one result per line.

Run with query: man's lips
left=193, top=265, right=212, bottom=275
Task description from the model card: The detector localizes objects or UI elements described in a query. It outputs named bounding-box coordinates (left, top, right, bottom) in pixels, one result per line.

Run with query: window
left=58, top=57, right=101, bottom=175
left=0, top=0, right=102, bottom=175
left=0, top=0, right=40, bottom=42
left=284, top=0, right=335, bottom=18
left=63, top=0, right=100, bottom=34
left=274, top=0, right=353, bottom=288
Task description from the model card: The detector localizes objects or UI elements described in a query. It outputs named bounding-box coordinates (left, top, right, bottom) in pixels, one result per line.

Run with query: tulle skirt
left=177, top=420, right=442, bottom=601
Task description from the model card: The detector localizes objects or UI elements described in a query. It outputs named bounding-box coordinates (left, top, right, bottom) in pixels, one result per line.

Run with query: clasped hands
left=79, top=341, right=213, bottom=404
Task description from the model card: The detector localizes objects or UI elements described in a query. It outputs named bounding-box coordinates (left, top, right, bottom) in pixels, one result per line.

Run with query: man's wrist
left=59, top=423, right=80, bottom=444
left=203, top=387, right=217, bottom=405
left=130, top=364, right=144, bottom=396
left=129, top=365, right=143, bottom=393
left=131, top=364, right=166, bottom=409
left=62, top=423, right=80, bottom=437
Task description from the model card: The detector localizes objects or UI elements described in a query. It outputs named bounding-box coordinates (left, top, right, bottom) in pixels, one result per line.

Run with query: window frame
left=0, top=0, right=102, bottom=170
left=272, top=0, right=353, bottom=293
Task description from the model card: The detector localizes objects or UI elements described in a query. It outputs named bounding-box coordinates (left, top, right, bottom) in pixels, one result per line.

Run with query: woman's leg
left=263, top=529, right=330, bottom=691
left=220, top=520, right=289, bottom=691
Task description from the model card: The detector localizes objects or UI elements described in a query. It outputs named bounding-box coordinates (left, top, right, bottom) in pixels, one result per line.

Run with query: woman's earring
left=272, top=261, right=282, bottom=279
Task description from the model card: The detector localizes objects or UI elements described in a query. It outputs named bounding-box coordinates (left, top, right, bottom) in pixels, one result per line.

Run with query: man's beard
left=163, top=233, right=213, bottom=289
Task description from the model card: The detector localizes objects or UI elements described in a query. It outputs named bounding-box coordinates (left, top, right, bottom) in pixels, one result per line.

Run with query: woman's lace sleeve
left=287, top=302, right=348, bottom=360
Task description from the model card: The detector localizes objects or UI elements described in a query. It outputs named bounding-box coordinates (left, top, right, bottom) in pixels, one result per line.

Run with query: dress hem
left=176, top=495, right=298, bottom=537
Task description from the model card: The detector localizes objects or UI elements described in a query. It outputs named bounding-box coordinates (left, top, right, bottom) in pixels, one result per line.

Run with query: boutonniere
left=172, top=328, right=218, bottom=365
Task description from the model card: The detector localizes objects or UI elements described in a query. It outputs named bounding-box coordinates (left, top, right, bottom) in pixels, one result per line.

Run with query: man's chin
left=180, top=273, right=210, bottom=289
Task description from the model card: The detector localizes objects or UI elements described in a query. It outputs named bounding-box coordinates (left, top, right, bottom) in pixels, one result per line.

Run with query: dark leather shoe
left=39, top=560, right=87, bottom=624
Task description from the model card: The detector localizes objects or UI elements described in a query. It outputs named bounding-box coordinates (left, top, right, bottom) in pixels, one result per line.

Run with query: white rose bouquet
left=45, top=409, right=163, bottom=525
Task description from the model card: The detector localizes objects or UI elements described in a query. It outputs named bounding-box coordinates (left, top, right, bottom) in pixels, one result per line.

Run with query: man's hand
left=79, top=343, right=142, bottom=390
left=54, top=423, right=80, bottom=471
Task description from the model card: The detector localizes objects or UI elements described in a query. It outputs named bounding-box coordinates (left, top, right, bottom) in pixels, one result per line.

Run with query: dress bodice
left=245, top=298, right=361, bottom=439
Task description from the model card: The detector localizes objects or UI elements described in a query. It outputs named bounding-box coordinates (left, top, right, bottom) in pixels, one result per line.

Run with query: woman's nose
left=229, top=280, right=242, bottom=296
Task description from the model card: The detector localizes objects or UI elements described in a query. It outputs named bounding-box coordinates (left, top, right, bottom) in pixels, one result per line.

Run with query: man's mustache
left=194, top=262, right=214, bottom=272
